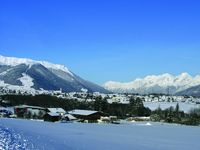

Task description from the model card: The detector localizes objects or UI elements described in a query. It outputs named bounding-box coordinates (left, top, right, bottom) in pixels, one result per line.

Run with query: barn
left=68, top=109, right=105, bottom=121
left=43, top=113, right=61, bottom=122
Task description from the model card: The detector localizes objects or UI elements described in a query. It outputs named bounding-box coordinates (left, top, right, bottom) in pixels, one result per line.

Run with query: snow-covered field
left=144, top=102, right=200, bottom=113
left=0, top=118, right=200, bottom=150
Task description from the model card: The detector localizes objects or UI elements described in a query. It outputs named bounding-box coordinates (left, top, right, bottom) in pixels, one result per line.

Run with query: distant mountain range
left=104, top=73, right=200, bottom=96
left=0, top=55, right=109, bottom=94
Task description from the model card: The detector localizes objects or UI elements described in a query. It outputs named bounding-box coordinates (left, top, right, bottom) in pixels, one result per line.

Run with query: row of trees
left=151, top=104, right=200, bottom=126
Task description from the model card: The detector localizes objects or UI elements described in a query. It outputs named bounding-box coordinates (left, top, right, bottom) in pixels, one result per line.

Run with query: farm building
left=43, top=113, right=61, bottom=122
left=14, top=105, right=46, bottom=118
left=68, top=109, right=106, bottom=121
left=44, top=108, right=67, bottom=122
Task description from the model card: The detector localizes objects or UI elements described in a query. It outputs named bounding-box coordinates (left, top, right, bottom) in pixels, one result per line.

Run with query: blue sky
left=0, top=0, right=200, bottom=84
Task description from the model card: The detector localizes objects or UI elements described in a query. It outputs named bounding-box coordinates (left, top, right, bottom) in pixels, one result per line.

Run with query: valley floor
left=0, top=118, right=200, bottom=150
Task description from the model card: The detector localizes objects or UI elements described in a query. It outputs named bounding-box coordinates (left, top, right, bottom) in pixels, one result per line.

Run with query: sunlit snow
left=0, top=118, right=200, bottom=150
left=0, top=55, right=73, bottom=76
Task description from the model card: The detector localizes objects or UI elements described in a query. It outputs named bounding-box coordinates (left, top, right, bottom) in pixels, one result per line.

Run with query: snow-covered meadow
left=0, top=118, right=200, bottom=150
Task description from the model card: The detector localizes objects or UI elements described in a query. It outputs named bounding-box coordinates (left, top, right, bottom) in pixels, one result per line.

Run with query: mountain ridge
left=0, top=55, right=73, bottom=76
left=104, top=73, right=200, bottom=96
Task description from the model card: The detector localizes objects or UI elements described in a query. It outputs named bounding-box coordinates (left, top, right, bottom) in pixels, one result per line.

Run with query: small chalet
left=44, top=108, right=66, bottom=122
left=43, top=113, right=61, bottom=122
left=68, top=109, right=105, bottom=121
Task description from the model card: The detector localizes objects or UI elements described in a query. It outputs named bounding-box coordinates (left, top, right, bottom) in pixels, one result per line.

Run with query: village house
left=68, top=109, right=106, bottom=122
left=14, top=105, right=46, bottom=118
left=44, top=108, right=67, bottom=122
left=43, top=112, right=61, bottom=122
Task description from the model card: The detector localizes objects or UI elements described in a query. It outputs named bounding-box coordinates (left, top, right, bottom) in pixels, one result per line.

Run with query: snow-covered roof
left=65, top=114, right=77, bottom=120
left=0, top=107, right=6, bottom=110
left=68, top=109, right=98, bottom=116
left=15, top=105, right=45, bottom=110
left=0, top=107, right=14, bottom=114
left=47, top=112, right=60, bottom=117
left=48, top=108, right=66, bottom=114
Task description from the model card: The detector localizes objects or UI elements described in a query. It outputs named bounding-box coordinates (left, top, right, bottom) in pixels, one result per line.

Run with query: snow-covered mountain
left=0, top=55, right=109, bottom=94
left=104, top=73, right=200, bottom=95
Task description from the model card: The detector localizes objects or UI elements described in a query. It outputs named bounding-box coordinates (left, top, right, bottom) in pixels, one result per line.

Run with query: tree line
left=151, top=103, right=200, bottom=126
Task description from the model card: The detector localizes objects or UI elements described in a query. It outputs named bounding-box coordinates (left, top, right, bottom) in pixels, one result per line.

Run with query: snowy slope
left=18, top=73, right=34, bottom=88
left=0, top=118, right=200, bottom=150
left=176, top=84, right=200, bottom=97
left=104, top=73, right=200, bottom=94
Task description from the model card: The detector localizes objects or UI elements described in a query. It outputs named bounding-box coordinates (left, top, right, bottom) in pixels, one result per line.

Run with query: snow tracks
left=0, top=125, right=33, bottom=150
